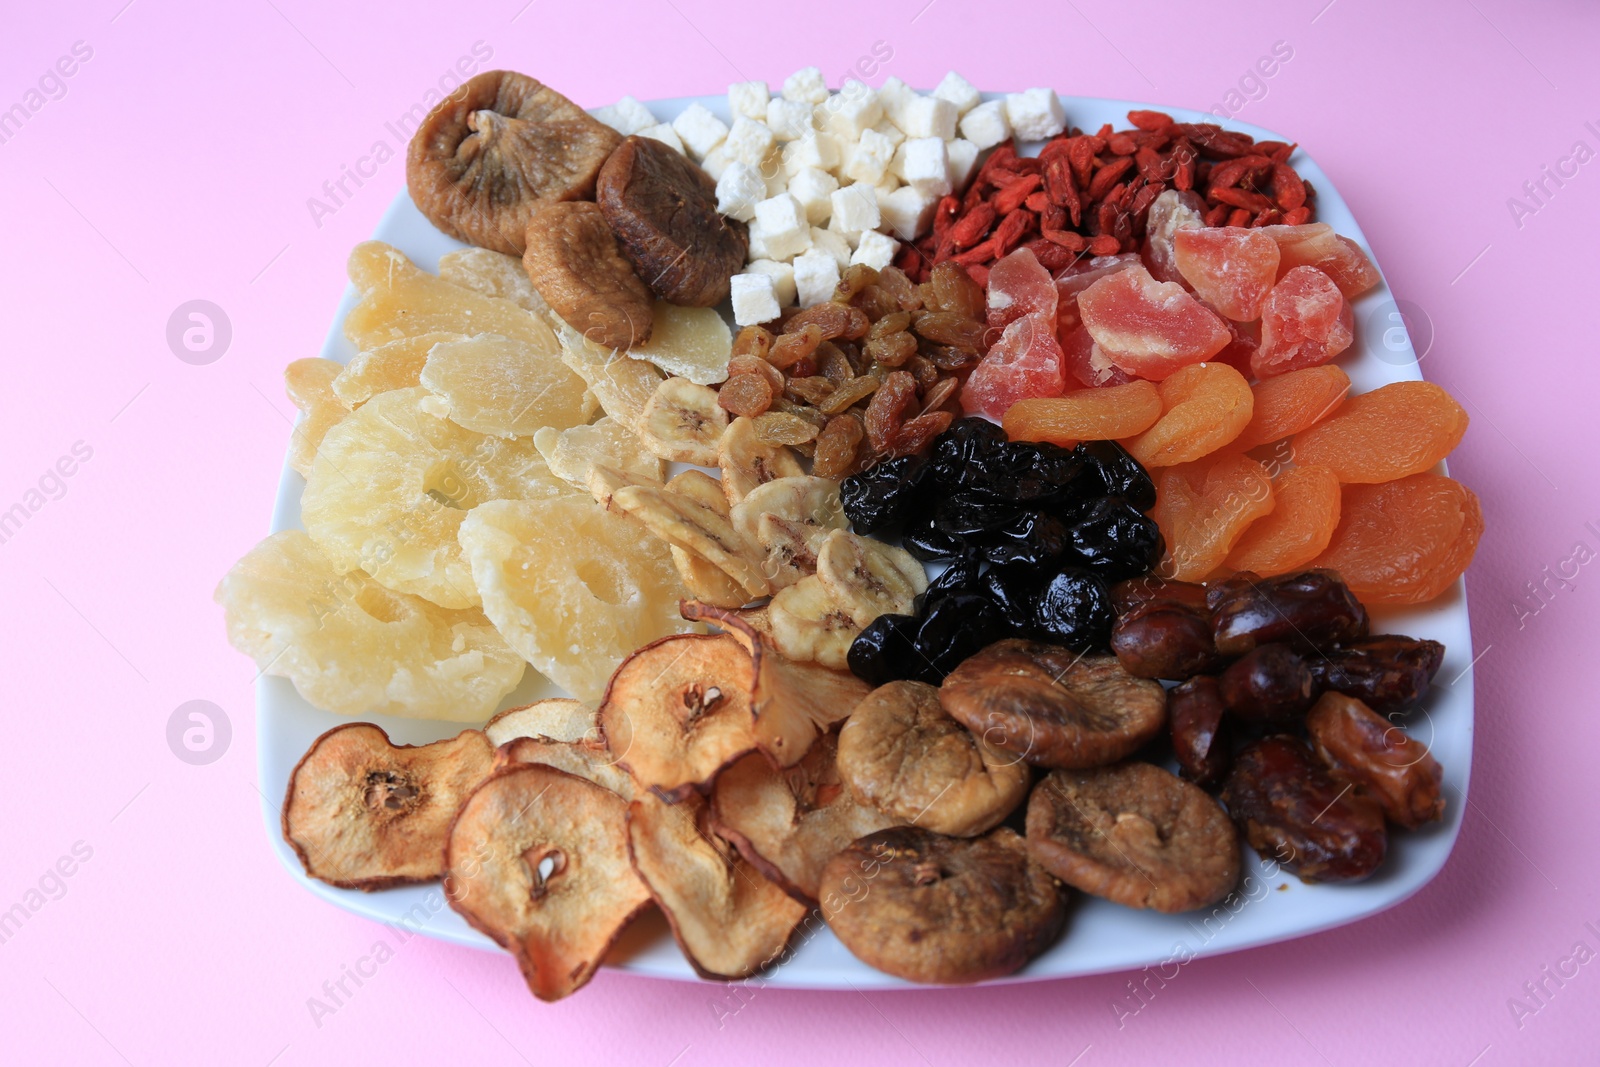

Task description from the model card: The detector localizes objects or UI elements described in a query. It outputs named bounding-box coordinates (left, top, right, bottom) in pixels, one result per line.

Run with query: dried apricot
left=1224, top=465, right=1341, bottom=576
left=1253, top=266, right=1352, bottom=379
left=1122, top=362, right=1253, bottom=468
left=1002, top=380, right=1161, bottom=446
left=1152, top=452, right=1275, bottom=581
left=1230, top=365, right=1350, bottom=450
left=1292, top=381, right=1468, bottom=484
left=1312, top=474, right=1483, bottom=604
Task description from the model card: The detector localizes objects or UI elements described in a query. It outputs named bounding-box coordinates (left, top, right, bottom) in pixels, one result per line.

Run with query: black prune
left=928, top=417, right=1008, bottom=488
left=1074, top=440, right=1156, bottom=511
left=847, top=612, right=924, bottom=687
left=840, top=454, right=928, bottom=535
left=1061, top=497, right=1163, bottom=580
left=1032, top=567, right=1114, bottom=650
left=912, top=593, right=1009, bottom=682
left=915, top=554, right=984, bottom=613
left=934, top=493, right=1023, bottom=537
left=973, top=511, right=1070, bottom=568
left=982, top=564, right=1046, bottom=633
left=901, top=511, right=967, bottom=561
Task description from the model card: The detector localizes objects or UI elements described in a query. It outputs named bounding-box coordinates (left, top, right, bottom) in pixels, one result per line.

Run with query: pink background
left=3, top=0, right=1596, bottom=1063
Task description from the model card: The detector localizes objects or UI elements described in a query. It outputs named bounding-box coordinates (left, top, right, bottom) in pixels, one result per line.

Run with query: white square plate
left=255, top=92, right=1474, bottom=989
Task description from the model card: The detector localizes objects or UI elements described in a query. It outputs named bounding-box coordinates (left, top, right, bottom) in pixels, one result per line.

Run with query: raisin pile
left=842, top=418, right=1163, bottom=685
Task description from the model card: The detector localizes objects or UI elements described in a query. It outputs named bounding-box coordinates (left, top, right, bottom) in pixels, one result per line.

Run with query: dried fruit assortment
left=218, top=67, right=1487, bottom=1000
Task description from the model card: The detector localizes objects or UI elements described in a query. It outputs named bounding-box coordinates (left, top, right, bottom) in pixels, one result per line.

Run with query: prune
left=1032, top=568, right=1114, bottom=650
left=1061, top=497, right=1164, bottom=580
left=983, top=564, right=1046, bottom=632
left=912, top=593, right=1010, bottom=682
left=936, top=493, right=1027, bottom=538
left=1306, top=692, right=1445, bottom=829
left=901, top=511, right=968, bottom=562
left=939, top=439, right=1085, bottom=503
left=1169, top=676, right=1231, bottom=788
left=1207, top=568, right=1368, bottom=656
left=1110, top=599, right=1221, bottom=680
left=1074, top=440, right=1156, bottom=511
left=975, top=511, right=1071, bottom=568
left=1110, top=576, right=1209, bottom=615
left=1221, top=736, right=1387, bottom=883
left=928, top=417, right=1009, bottom=486
left=920, top=554, right=985, bottom=606
left=840, top=455, right=928, bottom=534
left=1308, top=635, right=1445, bottom=713
left=1219, top=644, right=1315, bottom=723
left=847, top=613, right=923, bottom=688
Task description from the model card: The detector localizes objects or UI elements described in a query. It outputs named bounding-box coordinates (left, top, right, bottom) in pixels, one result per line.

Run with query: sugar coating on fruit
left=621, top=302, right=733, bottom=385
left=1254, top=266, right=1353, bottom=379
left=334, top=332, right=466, bottom=407
left=1078, top=264, right=1233, bottom=381
left=1225, top=465, right=1342, bottom=576
left=961, top=314, right=1065, bottom=419
left=1262, top=224, right=1381, bottom=299
left=1142, top=190, right=1206, bottom=285
left=437, top=247, right=555, bottom=321
left=987, top=248, right=1059, bottom=330
left=533, top=417, right=664, bottom=491
left=284, top=358, right=348, bottom=479
left=1058, top=325, right=1135, bottom=389
left=1173, top=227, right=1281, bottom=322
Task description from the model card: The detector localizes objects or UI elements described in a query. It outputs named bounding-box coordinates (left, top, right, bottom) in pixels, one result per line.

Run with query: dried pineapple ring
left=301, top=386, right=569, bottom=609
left=419, top=333, right=589, bottom=438
left=458, top=496, right=695, bottom=704
left=284, top=358, right=349, bottom=478
left=333, top=331, right=466, bottom=407
left=624, top=302, right=733, bottom=386
left=214, top=531, right=524, bottom=721
left=437, top=247, right=555, bottom=321
left=555, top=322, right=665, bottom=432
left=532, top=416, right=664, bottom=490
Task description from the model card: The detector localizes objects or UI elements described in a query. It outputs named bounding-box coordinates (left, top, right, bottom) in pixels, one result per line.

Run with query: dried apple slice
left=445, top=764, right=649, bottom=1002
left=485, top=698, right=599, bottom=746
left=333, top=331, right=466, bottom=407
left=627, top=792, right=808, bottom=979
left=283, top=723, right=495, bottom=889
left=711, top=731, right=899, bottom=902
left=419, top=333, right=589, bottom=438
left=496, top=736, right=636, bottom=800
left=597, top=632, right=757, bottom=802
left=284, top=358, right=349, bottom=478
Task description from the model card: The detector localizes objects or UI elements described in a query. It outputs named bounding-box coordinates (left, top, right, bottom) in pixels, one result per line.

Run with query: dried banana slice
left=637, top=376, right=729, bottom=465
left=608, top=483, right=771, bottom=598
left=815, top=530, right=928, bottom=628
left=284, top=358, right=349, bottom=478
left=438, top=247, right=555, bottom=322
left=420, top=333, right=590, bottom=438
left=665, top=471, right=748, bottom=608
left=533, top=417, right=663, bottom=491
left=333, top=332, right=466, bottom=407
left=731, top=476, right=847, bottom=590
left=767, top=575, right=859, bottom=670
left=556, top=322, right=664, bottom=431
left=717, top=416, right=805, bottom=506
left=623, top=302, right=733, bottom=385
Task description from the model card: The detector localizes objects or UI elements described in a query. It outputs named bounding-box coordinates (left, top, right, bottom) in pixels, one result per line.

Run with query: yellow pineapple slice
left=532, top=416, right=664, bottom=490
left=555, top=323, right=664, bottom=432
left=623, top=302, right=732, bottom=386
left=284, top=358, right=349, bottom=478
left=420, top=333, right=589, bottom=438
left=333, top=331, right=465, bottom=407
left=437, top=247, right=554, bottom=322
left=215, top=531, right=524, bottom=721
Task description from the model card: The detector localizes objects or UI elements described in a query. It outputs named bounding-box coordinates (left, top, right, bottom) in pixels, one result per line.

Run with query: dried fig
left=523, top=202, right=654, bottom=349
left=597, top=135, right=748, bottom=307
left=407, top=70, right=621, bottom=255
left=1026, top=763, right=1240, bottom=913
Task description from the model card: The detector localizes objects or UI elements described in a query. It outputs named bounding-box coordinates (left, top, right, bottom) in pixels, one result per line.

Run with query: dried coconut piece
left=283, top=723, right=495, bottom=890
left=419, top=333, right=589, bottom=438
left=284, top=358, right=349, bottom=478
left=215, top=531, right=524, bottom=720
left=333, top=331, right=467, bottom=407
left=485, top=698, right=600, bottom=747
left=532, top=416, right=664, bottom=490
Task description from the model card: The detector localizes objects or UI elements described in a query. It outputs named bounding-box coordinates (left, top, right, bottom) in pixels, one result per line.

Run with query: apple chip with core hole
left=333, top=332, right=466, bottom=407
left=406, top=70, right=621, bottom=256
left=820, top=827, right=1066, bottom=985
left=459, top=496, right=693, bottom=703
left=598, top=632, right=757, bottom=801
left=343, top=242, right=562, bottom=354
left=485, top=698, right=600, bottom=746
left=623, top=303, right=733, bottom=386
left=438, top=246, right=555, bottom=321
left=418, top=333, right=588, bottom=438
left=533, top=417, right=664, bottom=491
left=940, top=641, right=1167, bottom=769
left=627, top=792, right=808, bottom=979
left=283, top=723, right=495, bottom=889
left=556, top=323, right=666, bottom=432
left=284, top=358, right=348, bottom=478
left=712, top=731, right=898, bottom=902
left=301, top=386, right=568, bottom=609
left=496, top=737, right=636, bottom=800
left=215, top=531, right=524, bottom=720
left=445, top=764, right=649, bottom=1002
left=838, top=681, right=1029, bottom=837
left=1026, top=763, right=1240, bottom=913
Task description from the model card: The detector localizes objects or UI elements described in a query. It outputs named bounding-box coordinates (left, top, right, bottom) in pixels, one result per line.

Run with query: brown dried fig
left=407, top=70, right=621, bottom=255
left=597, top=135, right=748, bottom=307
left=523, top=202, right=654, bottom=349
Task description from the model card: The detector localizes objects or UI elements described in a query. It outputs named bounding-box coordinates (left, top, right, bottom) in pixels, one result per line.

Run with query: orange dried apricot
left=1292, top=381, right=1468, bottom=484
left=1230, top=366, right=1350, bottom=451
left=1002, top=380, right=1162, bottom=446
left=1224, top=465, right=1341, bottom=576
left=1312, top=474, right=1483, bottom=604
left=1152, top=452, right=1276, bottom=581
left=1122, top=362, right=1253, bottom=468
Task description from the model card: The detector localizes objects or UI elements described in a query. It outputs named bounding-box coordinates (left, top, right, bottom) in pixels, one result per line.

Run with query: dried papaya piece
left=1225, top=465, right=1341, bottom=576
left=1152, top=452, right=1275, bottom=581
left=1312, top=474, right=1483, bottom=604
left=1002, top=380, right=1162, bottom=446
left=1122, top=362, right=1253, bottom=468
left=1292, top=381, right=1468, bottom=484
left=1231, top=365, right=1350, bottom=450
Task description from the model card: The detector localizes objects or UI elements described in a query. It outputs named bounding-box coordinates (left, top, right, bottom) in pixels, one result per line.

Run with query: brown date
left=1219, top=644, right=1315, bottom=723
left=1306, top=692, right=1445, bottom=829
left=1111, top=576, right=1210, bottom=615
left=1207, top=569, right=1369, bottom=656
left=1308, top=635, right=1445, bottom=714
left=1220, top=736, right=1387, bottom=883
left=1169, top=676, right=1231, bottom=789
left=1111, top=600, right=1222, bottom=680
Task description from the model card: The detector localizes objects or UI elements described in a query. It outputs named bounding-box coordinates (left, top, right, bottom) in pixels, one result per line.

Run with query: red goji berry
left=1226, top=207, right=1251, bottom=227
left=1088, top=156, right=1136, bottom=200
left=1270, top=162, right=1307, bottom=211
left=992, top=173, right=1043, bottom=214
left=1128, top=109, right=1174, bottom=132
left=1282, top=206, right=1312, bottom=226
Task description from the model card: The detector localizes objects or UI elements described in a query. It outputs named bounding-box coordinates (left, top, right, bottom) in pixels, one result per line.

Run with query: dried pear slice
left=496, top=736, right=636, bottom=800
left=407, top=70, right=621, bottom=256
left=609, top=483, right=771, bottom=598
left=438, top=246, right=555, bottom=321
left=624, top=302, right=733, bottom=385
left=731, top=476, right=848, bottom=590
left=301, top=386, right=568, bottom=609
left=718, top=416, right=805, bottom=506
left=419, top=333, right=589, bottom=438
left=598, top=632, right=758, bottom=802
left=343, top=241, right=560, bottom=354
left=627, top=792, right=807, bottom=979
left=556, top=322, right=665, bottom=432
left=637, top=377, right=729, bottom=465
left=283, top=723, right=495, bottom=889
left=333, top=331, right=467, bottom=407
left=485, top=698, right=599, bottom=746
left=215, top=531, right=524, bottom=720
left=284, top=358, right=349, bottom=478
left=459, top=496, right=693, bottom=703
left=533, top=417, right=664, bottom=490
left=711, top=731, right=898, bottom=902
left=445, top=765, right=650, bottom=1002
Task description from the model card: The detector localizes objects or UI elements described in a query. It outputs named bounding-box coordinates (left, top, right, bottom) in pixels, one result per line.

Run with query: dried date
left=1306, top=692, right=1445, bottom=829
left=1208, top=569, right=1369, bottom=657
left=1219, top=645, right=1315, bottom=724
left=1169, top=676, right=1231, bottom=789
left=1308, top=635, right=1445, bottom=714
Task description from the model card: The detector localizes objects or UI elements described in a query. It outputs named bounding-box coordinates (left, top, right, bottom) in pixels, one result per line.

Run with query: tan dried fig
left=523, top=202, right=654, bottom=349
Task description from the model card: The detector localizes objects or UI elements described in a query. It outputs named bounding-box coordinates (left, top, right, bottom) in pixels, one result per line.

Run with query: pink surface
left=2, top=1, right=1596, bottom=1063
